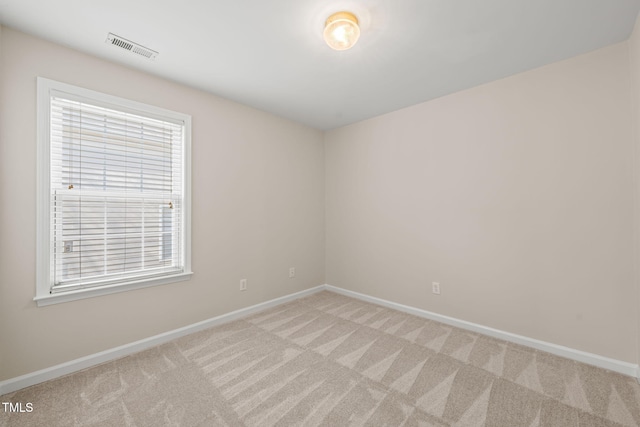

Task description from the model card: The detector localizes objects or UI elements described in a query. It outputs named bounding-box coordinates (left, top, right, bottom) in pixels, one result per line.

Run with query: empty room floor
left=1, top=290, right=639, bottom=426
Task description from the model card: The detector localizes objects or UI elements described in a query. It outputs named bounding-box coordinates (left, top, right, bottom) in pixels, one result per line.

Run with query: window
left=36, top=78, right=192, bottom=306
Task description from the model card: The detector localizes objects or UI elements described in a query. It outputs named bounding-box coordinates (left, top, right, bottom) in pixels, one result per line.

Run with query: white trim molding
left=324, top=285, right=640, bottom=380
left=2, top=284, right=639, bottom=395
left=0, top=286, right=324, bottom=395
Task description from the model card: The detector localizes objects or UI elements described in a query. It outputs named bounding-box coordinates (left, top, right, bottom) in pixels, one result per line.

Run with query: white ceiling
left=1, top=0, right=639, bottom=130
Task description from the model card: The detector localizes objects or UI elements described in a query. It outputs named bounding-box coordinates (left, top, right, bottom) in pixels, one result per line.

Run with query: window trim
left=35, top=77, right=192, bottom=306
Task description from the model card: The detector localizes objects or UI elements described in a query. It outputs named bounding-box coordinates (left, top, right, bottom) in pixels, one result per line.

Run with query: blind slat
left=50, top=95, right=184, bottom=289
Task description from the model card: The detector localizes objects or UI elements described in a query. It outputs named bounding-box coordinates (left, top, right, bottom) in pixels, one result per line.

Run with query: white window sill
left=34, top=271, right=193, bottom=307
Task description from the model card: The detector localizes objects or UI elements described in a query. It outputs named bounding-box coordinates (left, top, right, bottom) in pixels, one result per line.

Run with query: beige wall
left=325, top=42, right=637, bottom=363
left=629, top=15, right=640, bottom=368
left=0, top=23, right=5, bottom=379
left=0, top=27, right=325, bottom=381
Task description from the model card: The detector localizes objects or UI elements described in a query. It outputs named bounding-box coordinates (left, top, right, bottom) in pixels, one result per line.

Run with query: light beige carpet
left=1, top=290, right=639, bottom=426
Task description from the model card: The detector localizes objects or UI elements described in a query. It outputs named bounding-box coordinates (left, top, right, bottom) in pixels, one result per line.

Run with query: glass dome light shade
left=324, top=11, right=360, bottom=51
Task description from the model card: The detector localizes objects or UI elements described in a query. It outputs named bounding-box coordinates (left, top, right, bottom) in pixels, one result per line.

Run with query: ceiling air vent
left=105, top=33, right=158, bottom=60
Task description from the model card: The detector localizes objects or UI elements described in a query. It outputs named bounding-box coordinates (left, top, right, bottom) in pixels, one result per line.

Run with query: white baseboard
left=2, top=283, right=638, bottom=395
left=0, top=285, right=324, bottom=396
left=325, top=285, right=640, bottom=381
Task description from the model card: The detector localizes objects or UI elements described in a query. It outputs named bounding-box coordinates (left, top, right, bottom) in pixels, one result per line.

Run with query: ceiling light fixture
left=323, top=11, right=360, bottom=51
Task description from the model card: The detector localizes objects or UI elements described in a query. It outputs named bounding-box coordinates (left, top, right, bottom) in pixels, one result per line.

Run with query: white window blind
left=48, top=92, right=185, bottom=293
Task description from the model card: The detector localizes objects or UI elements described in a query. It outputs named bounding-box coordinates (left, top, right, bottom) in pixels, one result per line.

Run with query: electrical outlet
left=289, top=267, right=295, bottom=278
left=240, top=279, right=247, bottom=291
left=432, top=282, right=440, bottom=295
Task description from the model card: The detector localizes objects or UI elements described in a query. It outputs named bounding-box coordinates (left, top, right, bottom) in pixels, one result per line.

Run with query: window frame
left=35, top=77, right=192, bottom=306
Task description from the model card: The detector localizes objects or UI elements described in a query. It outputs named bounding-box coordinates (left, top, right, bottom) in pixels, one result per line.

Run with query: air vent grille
left=106, top=33, right=158, bottom=60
